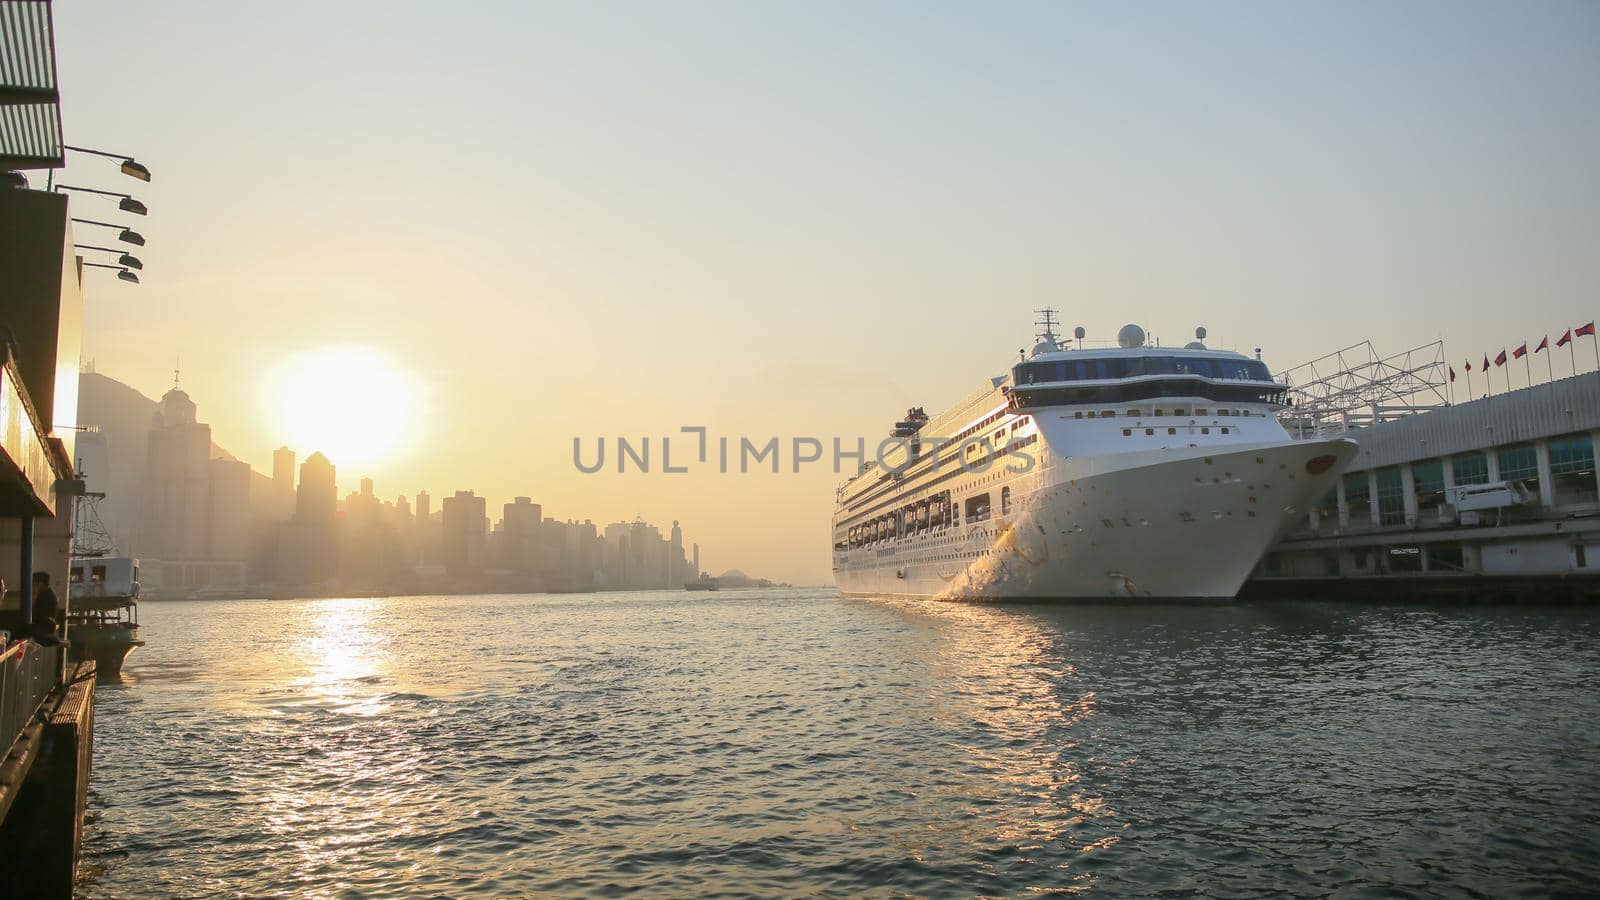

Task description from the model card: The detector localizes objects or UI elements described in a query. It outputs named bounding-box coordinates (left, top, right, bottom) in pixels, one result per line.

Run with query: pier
left=1247, top=344, right=1600, bottom=601
left=1, top=4, right=103, bottom=890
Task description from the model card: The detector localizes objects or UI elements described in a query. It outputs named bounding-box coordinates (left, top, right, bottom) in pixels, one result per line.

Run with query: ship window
left=1201, top=427, right=1210, bottom=434
left=92, top=565, right=107, bottom=583
left=1125, top=408, right=1141, bottom=417
left=1195, top=408, right=1208, bottom=416
left=1154, top=409, right=1165, bottom=416
left=1167, top=427, right=1177, bottom=435
left=1101, top=409, right=1116, bottom=418
left=1001, top=487, right=1012, bottom=514
left=1221, top=427, right=1230, bottom=434
left=1123, top=428, right=1132, bottom=436
left=1074, top=411, right=1084, bottom=419
left=964, top=493, right=991, bottom=522
left=1172, top=407, right=1188, bottom=416
left=1145, top=428, right=1154, bottom=436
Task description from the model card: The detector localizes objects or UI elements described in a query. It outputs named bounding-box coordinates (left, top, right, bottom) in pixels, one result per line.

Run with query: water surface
left=80, top=590, right=1600, bottom=896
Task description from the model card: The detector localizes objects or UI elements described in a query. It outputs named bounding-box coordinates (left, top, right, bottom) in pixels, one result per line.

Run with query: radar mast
left=1034, top=308, right=1060, bottom=344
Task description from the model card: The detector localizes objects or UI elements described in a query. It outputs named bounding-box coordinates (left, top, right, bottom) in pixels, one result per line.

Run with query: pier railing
left=0, top=640, right=57, bottom=760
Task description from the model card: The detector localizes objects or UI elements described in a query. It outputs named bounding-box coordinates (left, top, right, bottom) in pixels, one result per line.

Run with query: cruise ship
left=831, top=313, right=1359, bottom=601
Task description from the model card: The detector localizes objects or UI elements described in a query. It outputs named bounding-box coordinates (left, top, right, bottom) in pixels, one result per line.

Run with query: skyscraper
left=283, top=451, right=338, bottom=583
left=272, top=446, right=296, bottom=518
left=441, top=490, right=487, bottom=576
left=502, top=497, right=541, bottom=572
left=143, top=385, right=212, bottom=560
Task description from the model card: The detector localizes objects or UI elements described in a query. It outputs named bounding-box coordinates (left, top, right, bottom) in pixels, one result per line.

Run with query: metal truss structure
left=1277, top=340, right=1450, bottom=439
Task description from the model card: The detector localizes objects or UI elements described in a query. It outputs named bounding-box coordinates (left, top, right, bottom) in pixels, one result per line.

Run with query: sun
left=266, top=345, right=422, bottom=470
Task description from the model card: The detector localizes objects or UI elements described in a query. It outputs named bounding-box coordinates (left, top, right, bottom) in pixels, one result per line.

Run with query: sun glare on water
left=267, top=345, right=422, bottom=470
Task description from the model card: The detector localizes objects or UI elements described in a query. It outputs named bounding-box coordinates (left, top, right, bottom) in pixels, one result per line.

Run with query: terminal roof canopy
left=0, top=0, right=64, bottom=171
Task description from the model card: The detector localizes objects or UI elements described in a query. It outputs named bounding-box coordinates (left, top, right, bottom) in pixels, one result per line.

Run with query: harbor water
left=80, top=590, right=1600, bottom=896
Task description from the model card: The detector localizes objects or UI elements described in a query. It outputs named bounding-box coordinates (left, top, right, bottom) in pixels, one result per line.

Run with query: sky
left=44, top=0, right=1600, bottom=584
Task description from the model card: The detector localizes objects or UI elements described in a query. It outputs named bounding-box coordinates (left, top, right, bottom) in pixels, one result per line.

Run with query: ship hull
left=835, top=438, right=1356, bottom=602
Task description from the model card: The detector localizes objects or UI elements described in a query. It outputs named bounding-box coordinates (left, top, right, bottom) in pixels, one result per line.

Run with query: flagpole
left=1570, top=340, right=1577, bottom=377
left=1546, top=348, right=1553, bottom=383
left=1523, top=350, right=1531, bottom=388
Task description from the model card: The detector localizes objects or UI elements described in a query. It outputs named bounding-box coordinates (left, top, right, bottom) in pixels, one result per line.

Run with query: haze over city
left=48, top=0, right=1600, bottom=584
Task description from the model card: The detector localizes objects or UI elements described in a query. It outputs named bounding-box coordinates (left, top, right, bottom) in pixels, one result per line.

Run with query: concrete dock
left=0, top=657, right=96, bottom=897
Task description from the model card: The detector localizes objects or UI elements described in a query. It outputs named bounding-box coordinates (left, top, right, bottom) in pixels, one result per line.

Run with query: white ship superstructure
left=831, top=313, right=1358, bottom=601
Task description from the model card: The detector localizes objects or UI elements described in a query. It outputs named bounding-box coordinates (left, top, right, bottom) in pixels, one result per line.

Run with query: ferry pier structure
left=1246, top=342, right=1600, bottom=601
left=1, top=5, right=108, bottom=891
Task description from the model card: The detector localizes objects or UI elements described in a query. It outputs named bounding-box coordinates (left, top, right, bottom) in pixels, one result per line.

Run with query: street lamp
left=82, top=262, right=139, bottom=284
left=75, top=244, right=144, bottom=270
left=62, top=146, right=152, bottom=182
left=71, top=218, right=145, bottom=246
left=55, top=184, right=148, bottom=215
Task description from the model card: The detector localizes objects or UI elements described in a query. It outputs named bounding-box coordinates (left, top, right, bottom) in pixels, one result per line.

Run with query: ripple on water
left=77, top=591, right=1600, bottom=897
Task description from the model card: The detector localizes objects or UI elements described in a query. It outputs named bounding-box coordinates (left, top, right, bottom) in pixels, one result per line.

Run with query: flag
left=1494, top=349, right=1507, bottom=367
left=1513, top=343, right=1528, bottom=359
left=1536, top=336, right=1549, bottom=352
left=1579, top=322, right=1597, bottom=337
left=1449, top=366, right=1456, bottom=382
left=1465, top=359, right=1473, bottom=372
left=1558, top=329, right=1573, bottom=347
left=1483, top=355, right=1491, bottom=369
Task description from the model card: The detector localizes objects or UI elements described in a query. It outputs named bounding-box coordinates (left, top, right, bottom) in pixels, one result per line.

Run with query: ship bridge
left=1010, top=349, right=1285, bottom=409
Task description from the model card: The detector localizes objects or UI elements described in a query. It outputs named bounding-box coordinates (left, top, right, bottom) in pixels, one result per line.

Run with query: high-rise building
left=502, top=497, right=541, bottom=572
left=272, top=446, right=296, bottom=518
left=441, top=490, right=487, bottom=576
left=143, top=386, right=213, bottom=560
left=282, top=451, right=339, bottom=583
left=416, top=490, right=431, bottom=521
left=670, top=520, right=684, bottom=586
left=296, top=452, right=337, bottom=524
left=207, top=458, right=251, bottom=561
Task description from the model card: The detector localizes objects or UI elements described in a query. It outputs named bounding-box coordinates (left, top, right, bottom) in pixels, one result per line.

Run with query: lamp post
left=62, top=146, right=152, bottom=182
left=70, top=218, right=145, bottom=246
left=75, top=244, right=143, bottom=270
left=81, top=262, right=139, bottom=284
left=55, top=184, right=148, bottom=215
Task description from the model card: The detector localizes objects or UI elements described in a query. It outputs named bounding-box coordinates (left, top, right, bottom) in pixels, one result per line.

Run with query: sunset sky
left=46, top=0, right=1600, bottom=583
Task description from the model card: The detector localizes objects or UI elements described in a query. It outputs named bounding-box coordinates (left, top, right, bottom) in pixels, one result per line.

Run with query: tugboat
left=67, top=556, right=144, bottom=678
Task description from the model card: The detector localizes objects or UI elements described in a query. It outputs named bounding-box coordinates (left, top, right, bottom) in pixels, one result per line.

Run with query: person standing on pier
left=32, top=571, right=61, bottom=645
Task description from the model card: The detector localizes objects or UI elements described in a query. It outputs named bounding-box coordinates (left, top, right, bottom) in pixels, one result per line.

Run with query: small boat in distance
left=68, top=556, right=145, bottom=678
left=683, top=577, right=720, bottom=591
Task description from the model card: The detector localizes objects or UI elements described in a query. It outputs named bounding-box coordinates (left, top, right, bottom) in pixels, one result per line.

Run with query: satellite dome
left=1117, top=323, right=1146, bottom=349
left=1073, top=326, right=1086, bottom=340
left=1195, top=326, right=1207, bottom=340
left=1184, top=341, right=1206, bottom=350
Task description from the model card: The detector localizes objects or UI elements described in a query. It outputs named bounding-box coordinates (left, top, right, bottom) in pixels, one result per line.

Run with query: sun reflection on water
left=867, top=599, right=1117, bottom=892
